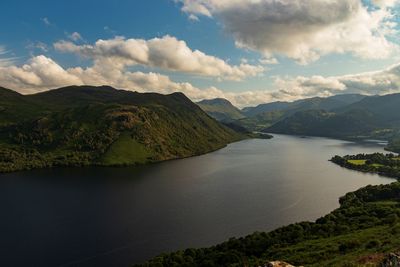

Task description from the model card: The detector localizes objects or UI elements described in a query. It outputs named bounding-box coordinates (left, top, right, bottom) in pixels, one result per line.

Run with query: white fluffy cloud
left=2, top=54, right=400, bottom=108
left=67, top=32, right=83, bottom=42
left=54, top=35, right=264, bottom=81
left=372, top=0, right=399, bottom=7
left=256, top=63, right=400, bottom=104
left=177, top=0, right=399, bottom=64
left=0, top=56, right=82, bottom=93
left=0, top=55, right=230, bottom=101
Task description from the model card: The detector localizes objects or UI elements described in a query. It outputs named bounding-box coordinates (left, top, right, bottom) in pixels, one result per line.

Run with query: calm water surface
left=0, top=134, right=395, bottom=266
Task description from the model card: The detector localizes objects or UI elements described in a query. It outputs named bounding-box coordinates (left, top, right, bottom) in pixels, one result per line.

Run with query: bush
left=366, top=239, right=381, bottom=249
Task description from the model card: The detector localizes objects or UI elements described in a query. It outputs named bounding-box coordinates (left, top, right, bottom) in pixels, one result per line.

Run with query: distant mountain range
left=0, top=86, right=246, bottom=173
left=242, top=94, right=366, bottom=117
left=197, top=93, right=400, bottom=152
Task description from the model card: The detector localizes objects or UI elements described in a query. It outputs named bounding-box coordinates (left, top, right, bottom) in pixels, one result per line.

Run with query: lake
left=0, top=134, right=395, bottom=266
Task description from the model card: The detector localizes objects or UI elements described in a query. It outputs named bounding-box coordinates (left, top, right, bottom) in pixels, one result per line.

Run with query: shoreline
left=0, top=134, right=272, bottom=175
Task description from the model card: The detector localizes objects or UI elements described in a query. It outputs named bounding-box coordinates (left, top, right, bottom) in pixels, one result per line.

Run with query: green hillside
left=136, top=182, right=400, bottom=267
left=0, top=86, right=244, bottom=173
left=238, top=94, right=365, bottom=132
left=242, top=94, right=365, bottom=118
left=197, top=98, right=245, bottom=122
left=237, top=110, right=286, bottom=131
left=265, top=93, right=400, bottom=142
left=267, top=109, right=381, bottom=138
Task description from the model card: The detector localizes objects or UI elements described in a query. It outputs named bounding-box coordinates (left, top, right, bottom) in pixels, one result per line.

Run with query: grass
left=348, top=159, right=367, bottom=165
left=347, top=160, right=383, bottom=168
left=100, top=132, right=153, bottom=166
left=271, top=225, right=399, bottom=266
left=371, top=163, right=384, bottom=168
left=265, top=201, right=400, bottom=267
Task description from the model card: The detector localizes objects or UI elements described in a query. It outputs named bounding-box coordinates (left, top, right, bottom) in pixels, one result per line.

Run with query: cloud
left=0, top=46, right=17, bottom=67
left=67, top=32, right=83, bottom=42
left=177, top=0, right=399, bottom=64
left=372, top=0, right=399, bottom=7
left=104, top=26, right=117, bottom=35
left=2, top=54, right=400, bottom=108
left=26, top=41, right=48, bottom=52
left=259, top=57, right=279, bottom=65
left=0, top=56, right=82, bottom=93
left=0, top=55, right=229, bottom=100
left=256, top=63, right=400, bottom=105
left=41, top=17, right=52, bottom=26
left=54, top=35, right=264, bottom=81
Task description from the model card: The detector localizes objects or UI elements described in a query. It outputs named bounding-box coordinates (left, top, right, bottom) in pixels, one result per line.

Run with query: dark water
left=0, top=134, right=394, bottom=267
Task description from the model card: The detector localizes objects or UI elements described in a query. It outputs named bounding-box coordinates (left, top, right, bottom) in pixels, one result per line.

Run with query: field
left=100, top=133, right=153, bottom=166
left=348, top=159, right=367, bottom=165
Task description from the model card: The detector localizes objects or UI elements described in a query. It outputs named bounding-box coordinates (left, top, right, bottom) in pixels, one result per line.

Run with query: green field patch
left=100, top=133, right=153, bottom=166
left=371, top=163, right=384, bottom=168
left=348, top=159, right=367, bottom=165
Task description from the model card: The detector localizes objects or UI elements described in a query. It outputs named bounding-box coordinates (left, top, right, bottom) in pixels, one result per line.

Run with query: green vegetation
left=198, top=93, right=400, bottom=143
left=198, top=94, right=365, bottom=133
left=331, top=153, right=400, bottom=179
left=266, top=109, right=381, bottom=139
left=197, top=98, right=245, bottom=122
left=0, top=86, right=246, bottom=173
left=236, top=110, right=285, bottom=131
left=136, top=182, right=400, bottom=267
left=387, top=135, right=400, bottom=153
left=348, top=159, right=367, bottom=165
left=243, top=94, right=365, bottom=118
left=265, top=93, right=400, bottom=143
left=100, top=132, right=152, bottom=166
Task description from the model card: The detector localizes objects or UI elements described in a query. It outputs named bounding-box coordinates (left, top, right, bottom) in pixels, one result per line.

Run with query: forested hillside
left=0, top=86, right=243, bottom=172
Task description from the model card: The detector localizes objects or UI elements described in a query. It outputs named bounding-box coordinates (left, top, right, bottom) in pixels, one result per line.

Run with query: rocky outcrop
left=262, top=261, right=298, bottom=267
left=381, top=252, right=400, bottom=267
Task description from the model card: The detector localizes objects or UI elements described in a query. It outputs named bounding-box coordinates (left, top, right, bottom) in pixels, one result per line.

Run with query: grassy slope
left=0, top=86, right=244, bottom=173
left=197, top=98, right=245, bottom=122
left=100, top=132, right=153, bottom=166
left=136, top=182, right=400, bottom=267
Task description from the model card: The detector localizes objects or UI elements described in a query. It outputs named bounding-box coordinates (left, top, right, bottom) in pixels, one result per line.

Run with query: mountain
left=238, top=94, right=365, bottom=131
left=242, top=101, right=291, bottom=117
left=237, top=110, right=286, bottom=131
left=243, top=94, right=365, bottom=117
left=336, top=93, right=400, bottom=126
left=266, top=93, right=400, bottom=141
left=0, top=86, right=244, bottom=173
left=267, top=109, right=379, bottom=138
left=197, top=98, right=245, bottom=122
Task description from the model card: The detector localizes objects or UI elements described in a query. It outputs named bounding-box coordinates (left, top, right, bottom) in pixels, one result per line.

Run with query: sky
left=1, top=0, right=400, bottom=107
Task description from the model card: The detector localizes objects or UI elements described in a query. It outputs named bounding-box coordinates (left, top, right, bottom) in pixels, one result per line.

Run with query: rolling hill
left=265, top=93, right=400, bottom=142
left=197, top=98, right=245, bottom=122
left=0, top=86, right=244, bottom=173
left=242, top=94, right=365, bottom=118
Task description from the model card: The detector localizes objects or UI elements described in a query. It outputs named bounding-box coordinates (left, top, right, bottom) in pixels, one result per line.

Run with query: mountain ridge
left=0, top=86, right=245, bottom=173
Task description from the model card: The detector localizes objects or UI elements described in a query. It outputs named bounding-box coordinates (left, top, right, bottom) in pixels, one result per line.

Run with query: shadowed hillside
left=0, top=86, right=244, bottom=172
left=265, top=93, right=400, bottom=144
left=197, top=98, right=245, bottom=122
